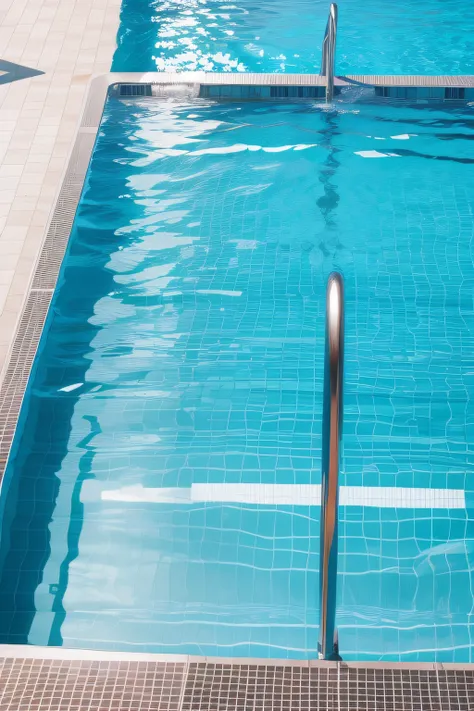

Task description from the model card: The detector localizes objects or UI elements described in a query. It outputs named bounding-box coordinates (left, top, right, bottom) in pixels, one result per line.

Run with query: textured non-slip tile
left=179, top=662, right=474, bottom=711
left=0, top=657, right=186, bottom=711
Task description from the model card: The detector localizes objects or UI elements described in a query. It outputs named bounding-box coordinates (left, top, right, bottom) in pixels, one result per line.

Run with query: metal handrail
left=320, top=3, right=338, bottom=102
left=318, top=271, right=344, bottom=661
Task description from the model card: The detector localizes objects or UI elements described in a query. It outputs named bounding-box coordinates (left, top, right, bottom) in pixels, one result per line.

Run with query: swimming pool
left=112, top=0, right=474, bottom=75
left=0, top=96, right=473, bottom=661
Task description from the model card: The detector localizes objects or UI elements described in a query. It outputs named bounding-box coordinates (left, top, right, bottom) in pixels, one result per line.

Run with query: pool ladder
left=320, top=3, right=338, bottom=102
left=318, top=272, right=344, bottom=660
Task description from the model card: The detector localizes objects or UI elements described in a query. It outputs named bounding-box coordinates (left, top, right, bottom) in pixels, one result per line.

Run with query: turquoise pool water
left=112, top=0, right=474, bottom=75
left=1, top=98, right=474, bottom=660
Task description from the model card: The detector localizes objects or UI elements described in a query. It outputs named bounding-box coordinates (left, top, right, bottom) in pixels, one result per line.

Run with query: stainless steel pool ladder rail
left=320, top=3, right=338, bottom=102
left=318, top=272, right=344, bottom=661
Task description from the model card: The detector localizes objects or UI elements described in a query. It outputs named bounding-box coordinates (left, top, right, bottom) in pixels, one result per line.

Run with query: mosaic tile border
left=181, top=661, right=474, bottom=711
left=0, top=291, right=52, bottom=475
left=0, top=656, right=186, bottom=711
left=0, top=649, right=473, bottom=711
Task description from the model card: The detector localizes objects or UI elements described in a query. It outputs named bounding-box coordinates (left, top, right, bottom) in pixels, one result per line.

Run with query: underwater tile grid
left=0, top=96, right=474, bottom=662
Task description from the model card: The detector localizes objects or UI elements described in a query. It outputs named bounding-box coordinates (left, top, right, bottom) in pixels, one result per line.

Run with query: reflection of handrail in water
left=320, top=3, right=338, bottom=102
left=318, top=272, right=344, bottom=661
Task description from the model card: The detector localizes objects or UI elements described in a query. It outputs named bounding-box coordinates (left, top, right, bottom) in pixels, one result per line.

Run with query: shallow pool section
left=1, top=99, right=474, bottom=660
left=112, top=0, right=474, bottom=75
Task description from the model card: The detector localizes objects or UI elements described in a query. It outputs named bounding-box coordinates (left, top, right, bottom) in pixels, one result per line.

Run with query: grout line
left=177, top=661, right=190, bottom=711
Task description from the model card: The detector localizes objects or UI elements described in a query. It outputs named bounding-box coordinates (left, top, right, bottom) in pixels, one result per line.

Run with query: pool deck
left=0, top=645, right=472, bottom=710
left=0, top=0, right=121, bottom=380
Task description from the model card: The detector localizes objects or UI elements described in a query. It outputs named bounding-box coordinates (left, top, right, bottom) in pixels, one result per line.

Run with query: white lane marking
left=95, top=483, right=466, bottom=509
left=59, top=382, right=83, bottom=392
left=190, top=144, right=317, bottom=156
left=354, top=150, right=400, bottom=158
left=196, top=289, right=242, bottom=297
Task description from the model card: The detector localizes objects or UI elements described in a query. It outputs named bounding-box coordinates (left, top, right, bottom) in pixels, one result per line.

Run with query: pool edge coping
left=0, top=643, right=473, bottom=670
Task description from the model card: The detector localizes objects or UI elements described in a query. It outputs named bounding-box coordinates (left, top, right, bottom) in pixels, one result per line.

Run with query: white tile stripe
left=98, top=483, right=466, bottom=509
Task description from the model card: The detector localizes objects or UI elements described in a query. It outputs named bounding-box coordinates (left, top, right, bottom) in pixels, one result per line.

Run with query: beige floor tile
left=0, top=270, right=16, bottom=285
left=0, top=226, right=29, bottom=242
left=0, top=254, right=21, bottom=272
left=6, top=210, right=34, bottom=226
left=0, top=191, right=17, bottom=204
left=8, top=270, right=32, bottom=296
left=0, top=311, right=22, bottom=342
left=0, top=0, right=120, bottom=376
left=0, top=285, right=11, bottom=312
left=11, top=197, right=39, bottom=212
left=0, top=240, right=25, bottom=257
left=0, top=178, right=20, bottom=192
left=2, top=149, right=30, bottom=165
left=0, top=165, right=24, bottom=178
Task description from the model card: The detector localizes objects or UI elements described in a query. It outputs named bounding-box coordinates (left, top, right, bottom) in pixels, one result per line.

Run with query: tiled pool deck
left=0, top=646, right=473, bottom=710
left=0, top=0, right=120, bottom=377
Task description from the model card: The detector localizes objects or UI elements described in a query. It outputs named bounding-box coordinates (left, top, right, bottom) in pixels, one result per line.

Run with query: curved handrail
left=318, top=271, right=344, bottom=660
left=320, top=3, right=338, bottom=102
